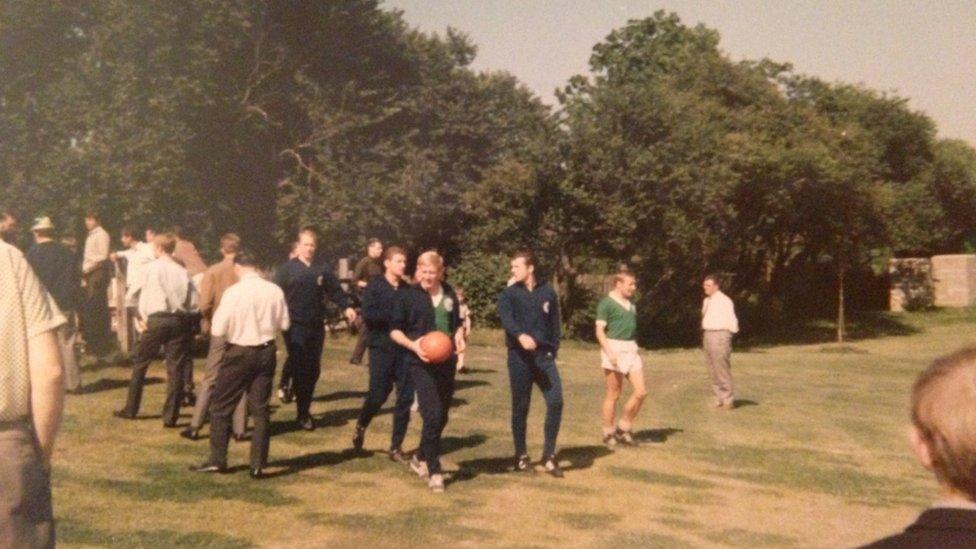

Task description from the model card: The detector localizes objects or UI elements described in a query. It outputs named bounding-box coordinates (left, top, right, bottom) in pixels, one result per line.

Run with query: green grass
left=53, top=309, right=976, bottom=547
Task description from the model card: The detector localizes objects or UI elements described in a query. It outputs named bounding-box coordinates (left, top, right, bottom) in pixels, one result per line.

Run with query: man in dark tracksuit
left=390, top=251, right=465, bottom=493
left=274, top=228, right=356, bottom=431
left=497, top=249, right=564, bottom=478
left=352, top=246, right=412, bottom=461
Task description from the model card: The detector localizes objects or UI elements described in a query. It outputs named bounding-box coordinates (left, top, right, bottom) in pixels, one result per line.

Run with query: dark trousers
left=123, top=314, right=191, bottom=424
left=0, top=424, right=54, bottom=549
left=208, top=343, right=276, bottom=469
left=356, top=345, right=413, bottom=450
left=350, top=314, right=368, bottom=363
left=283, top=322, right=325, bottom=420
left=80, top=265, right=112, bottom=356
left=508, top=349, right=563, bottom=458
left=412, top=360, right=456, bottom=475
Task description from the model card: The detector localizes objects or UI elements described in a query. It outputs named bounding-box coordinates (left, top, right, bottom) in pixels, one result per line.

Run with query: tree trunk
left=837, top=263, right=846, bottom=344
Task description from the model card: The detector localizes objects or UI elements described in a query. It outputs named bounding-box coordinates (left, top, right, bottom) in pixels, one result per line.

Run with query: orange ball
left=419, top=331, right=453, bottom=364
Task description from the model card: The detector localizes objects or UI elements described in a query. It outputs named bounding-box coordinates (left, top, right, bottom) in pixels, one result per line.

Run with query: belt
left=148, top=311, right=189, bottom=318
left=229, top=340, right=275, bottom=350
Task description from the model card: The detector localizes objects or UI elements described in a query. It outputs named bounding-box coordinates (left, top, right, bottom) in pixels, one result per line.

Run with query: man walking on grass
left=498, top=249, right=564, bottom=478
left=701, top=274, right=739, bottom=410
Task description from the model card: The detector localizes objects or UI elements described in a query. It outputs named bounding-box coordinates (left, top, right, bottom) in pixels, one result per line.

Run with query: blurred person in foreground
left=861, top=347, right=976, bottom=548
left=0, top=238, right=65, bottom=547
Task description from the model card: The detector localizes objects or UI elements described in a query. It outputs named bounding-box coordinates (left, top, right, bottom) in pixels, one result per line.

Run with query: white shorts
left=601, top=339, right=643, bottom=374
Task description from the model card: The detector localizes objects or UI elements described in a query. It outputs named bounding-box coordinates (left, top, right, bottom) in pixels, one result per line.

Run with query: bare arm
left=29, top=329, right=64, bottom=470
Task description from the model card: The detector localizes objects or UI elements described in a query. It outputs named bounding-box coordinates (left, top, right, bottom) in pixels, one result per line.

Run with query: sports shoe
left=514, top=454, right=532, bottom=473
left=543, top=455, right=564, bottom=478
left=352, top=425, right=365, bottom=451
left=615, top=428, right=638, bottom=447
left=428, top=473, right=445, bottom=493
left=602, top=432, right=618, bottom=447
left=410, top=455, right=429, bottom=478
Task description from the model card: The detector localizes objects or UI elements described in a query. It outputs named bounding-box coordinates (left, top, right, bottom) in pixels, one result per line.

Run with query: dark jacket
left=861, top=508, right=976, bottom=548
left=26, top=240, right=80, bottom=312
left=274, top=257, right=349, bottom=325
left=497, top=280, right=561, bottom=354
left=361, top=274, right=401, bottom=350
left=391, top=282, right=461, bottom=366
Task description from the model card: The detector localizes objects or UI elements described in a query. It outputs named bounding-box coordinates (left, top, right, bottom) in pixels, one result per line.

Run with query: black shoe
left=352, top=425, right=365, bottom=451
left=112, top=409, right=136, bottom=420
left=249, top=468, right=264, bottom=479
left=298, top=416, right=315, bottom=431
left=543, top=455, right=564, bottom=478
left=180, top=428, right=199, bottom=440
left=515, top=454, right=532, bottom=473
left=278, top=386, right=294, bottom=404
left=163, top=421, right=179, bottom=428
left=189, top=462, right=227, bottom=474
left=388, top=448, right=407, bottom=463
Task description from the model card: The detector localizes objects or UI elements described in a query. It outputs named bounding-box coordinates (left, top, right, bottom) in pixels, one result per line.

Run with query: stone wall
left=932, top=254, right=976, bottom=307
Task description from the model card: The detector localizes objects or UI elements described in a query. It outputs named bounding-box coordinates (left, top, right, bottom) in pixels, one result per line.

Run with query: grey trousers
left=190, top=336, right=247, bottom=435
left=0, top=424, right=54, bottom=549
left=703, top=330, right=734, bottom=405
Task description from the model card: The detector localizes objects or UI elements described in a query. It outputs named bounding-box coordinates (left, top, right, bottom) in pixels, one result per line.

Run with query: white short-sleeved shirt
left=0, top=241, right=66, bottom=421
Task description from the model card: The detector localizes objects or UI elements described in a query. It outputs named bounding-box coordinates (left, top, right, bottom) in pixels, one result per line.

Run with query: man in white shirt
left=191, top=249, right=289, bottom=479
left=111, top=226, right=156, bottom=309
left=80, top=210, right=112, bottom=356
left=701, top=274, right=739, bottom=410
left=114, top=233, right=198, bottom=427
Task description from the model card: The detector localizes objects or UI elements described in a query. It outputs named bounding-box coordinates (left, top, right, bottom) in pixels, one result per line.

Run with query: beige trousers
left=703, top=330, right=734, bottom=405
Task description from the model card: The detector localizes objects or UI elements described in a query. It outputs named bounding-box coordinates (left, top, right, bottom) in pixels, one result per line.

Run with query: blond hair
left=416, top=250, right=444, bottom=270
left=912, top=347, right=976, bottom=499
left=154, top=232, right=177, bottom=255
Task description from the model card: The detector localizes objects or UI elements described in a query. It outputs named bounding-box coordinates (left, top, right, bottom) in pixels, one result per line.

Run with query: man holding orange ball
left=389, top=250, right=465, bottom=493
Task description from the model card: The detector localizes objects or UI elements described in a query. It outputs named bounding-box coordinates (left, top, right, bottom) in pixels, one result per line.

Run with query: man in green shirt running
left=595, top=269, right=647, bottom=447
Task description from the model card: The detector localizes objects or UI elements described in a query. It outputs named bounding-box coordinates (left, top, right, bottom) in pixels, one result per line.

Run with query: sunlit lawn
left=53, top=308, right=976, bottom=547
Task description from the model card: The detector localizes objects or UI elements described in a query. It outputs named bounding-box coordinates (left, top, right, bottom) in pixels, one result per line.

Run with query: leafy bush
left=447, top=252, right=511, bottom=328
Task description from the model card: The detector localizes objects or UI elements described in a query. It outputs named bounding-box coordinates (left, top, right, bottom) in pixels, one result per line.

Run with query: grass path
left=53, top=309, right=976, bottom=547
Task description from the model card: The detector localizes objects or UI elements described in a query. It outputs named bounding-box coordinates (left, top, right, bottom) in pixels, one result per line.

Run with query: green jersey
left=596, top=295, right=636, bottom=341
left=434, top=293, right=453, bottom=335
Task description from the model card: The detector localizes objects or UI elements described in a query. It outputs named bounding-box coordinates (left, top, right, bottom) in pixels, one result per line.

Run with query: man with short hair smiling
left=497, top=249, right=564, bottom=478
left=352, top=246, right=412, bottom=461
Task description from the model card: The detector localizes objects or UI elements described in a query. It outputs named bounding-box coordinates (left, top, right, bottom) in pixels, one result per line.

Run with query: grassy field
left=52, top=308, right=976, bottom=548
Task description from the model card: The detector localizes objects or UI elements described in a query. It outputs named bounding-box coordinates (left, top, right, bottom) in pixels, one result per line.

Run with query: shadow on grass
left=634, top=427, right=684, bottom=443
left=455, top=379, right=491, bottom=391
left=313, top=390, right=367, bottom=403
left=439, top=433, right=488, bottom=456
left=77, top=376, right=162, bottom=395
left=91, top=462, right=295, bottom=506
left=452, top=445, right=613, bottom=483
left=265, top=448, right=375, bottom=478
left=733, top=399, right=758, bottom=409
left=458, top=367, right=497, bottom=374
left=740, top=311, right=919, bottom=349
